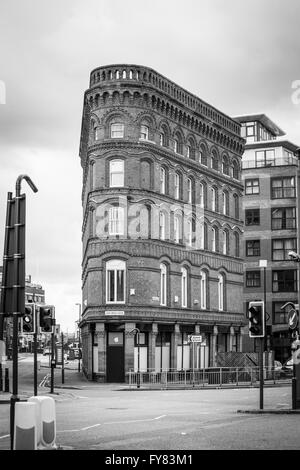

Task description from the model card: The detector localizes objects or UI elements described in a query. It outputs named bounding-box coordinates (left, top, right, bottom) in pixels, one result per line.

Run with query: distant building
left=234, top=114, right=300, bottom=363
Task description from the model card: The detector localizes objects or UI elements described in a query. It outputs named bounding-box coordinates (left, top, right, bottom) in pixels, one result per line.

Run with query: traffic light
left=22, top=303, right=36, bottom=334
left=39, top=305, right=55, bottom=333
left=248, top=301, right=265, bottom=338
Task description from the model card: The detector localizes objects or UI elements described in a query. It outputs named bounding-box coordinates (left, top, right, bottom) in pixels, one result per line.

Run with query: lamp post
left=129, top=327, right=140, bottom=389
left=75, top=303, right=81, bottom=372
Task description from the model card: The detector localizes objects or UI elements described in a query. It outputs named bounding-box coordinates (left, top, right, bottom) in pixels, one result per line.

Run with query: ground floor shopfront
left=81, top=320, right=244, bottom=383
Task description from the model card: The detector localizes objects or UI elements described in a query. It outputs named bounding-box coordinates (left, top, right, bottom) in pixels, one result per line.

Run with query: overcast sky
left=0, top=0, right=299, bottom=332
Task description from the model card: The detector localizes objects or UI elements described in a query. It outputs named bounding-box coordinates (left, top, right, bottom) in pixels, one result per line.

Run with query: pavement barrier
left=14, top=402, right=38, bottom=450
left=28, top=396, right=56, bottom=449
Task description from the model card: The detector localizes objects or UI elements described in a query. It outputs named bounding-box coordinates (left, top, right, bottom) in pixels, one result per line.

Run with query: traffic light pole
left=10, top=175, right=38, bottom=450
left=259, top=338, right=264, bottom=409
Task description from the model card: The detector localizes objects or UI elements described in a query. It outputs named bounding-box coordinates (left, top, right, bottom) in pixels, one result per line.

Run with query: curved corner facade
left=79, top=64, right=245, bottom=382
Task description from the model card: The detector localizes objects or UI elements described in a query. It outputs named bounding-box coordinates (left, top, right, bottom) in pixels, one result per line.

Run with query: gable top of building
left=233, top=113, right=285, bottom=137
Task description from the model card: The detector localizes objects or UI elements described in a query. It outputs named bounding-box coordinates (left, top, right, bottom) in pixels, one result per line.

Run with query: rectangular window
left=106, top=260, right=126, bottom=303
left=245, top=209, right=260, bottom=226
left=109, top=207, right=124, bottom=235
left=271, top=207, right=296, bottom=230
left=245, top=179, right=259, bottom=195
left=272, top=239, right=297, bottom=261
left=272, top=270, right=297, bottom=292
left=111, top=123, right=124, bottom=138
left=271, top=177, right=295, bottom=199
left=246, top=240, right=260, bottom=257
left=110, top=160, right=124, bottom=187
left=246, top=271, right=261, bottom=287
left=255, top=149, right=275, bottom=167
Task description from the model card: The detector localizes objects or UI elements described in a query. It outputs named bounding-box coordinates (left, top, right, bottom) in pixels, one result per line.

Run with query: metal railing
left=128, top=367, right=290, bottom=389
left=242, top=156, right=298, bottom=169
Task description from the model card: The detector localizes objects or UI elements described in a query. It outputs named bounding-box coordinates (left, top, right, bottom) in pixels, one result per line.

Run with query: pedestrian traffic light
left=22, top=303, right=36, bottom=334
left=248, top=301, right=265, bottom=338
left=39, top=305, right=55, bottom=333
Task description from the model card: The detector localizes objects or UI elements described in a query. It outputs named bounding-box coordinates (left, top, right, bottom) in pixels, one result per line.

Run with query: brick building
left=79, top=64, right=245, bottom=382
left=235, top=114, right=300, bottom=363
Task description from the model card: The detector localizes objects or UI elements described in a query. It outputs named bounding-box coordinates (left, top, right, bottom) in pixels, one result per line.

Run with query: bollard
left=28, top=396, right=56, bottom=449
left=13, top=402, right=38, bottom=450
left=5, top=367, right=9, bottom=392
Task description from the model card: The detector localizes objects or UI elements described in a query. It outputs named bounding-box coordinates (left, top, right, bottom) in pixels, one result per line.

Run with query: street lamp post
left=129, top=327, right=140, bottom=389
left=75, top=303, right=81, bottom=372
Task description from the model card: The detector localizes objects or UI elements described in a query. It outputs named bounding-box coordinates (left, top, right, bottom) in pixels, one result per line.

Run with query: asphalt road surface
left=0, top=356, right=299, bottom=451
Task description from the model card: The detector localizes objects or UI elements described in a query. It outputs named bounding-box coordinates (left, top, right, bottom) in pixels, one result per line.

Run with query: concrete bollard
left=28, top=396, right=56, bottom=449
left=14, top=402, right=38, bottom=450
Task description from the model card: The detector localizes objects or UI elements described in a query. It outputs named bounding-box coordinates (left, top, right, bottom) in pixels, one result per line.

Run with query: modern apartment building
left=79, top=64, right=245, bottom=382
left=234, top=114, right=300, bottom=363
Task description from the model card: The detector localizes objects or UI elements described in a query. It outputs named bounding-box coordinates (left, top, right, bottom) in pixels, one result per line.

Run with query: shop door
left=107, top=331, right=125, bottom=382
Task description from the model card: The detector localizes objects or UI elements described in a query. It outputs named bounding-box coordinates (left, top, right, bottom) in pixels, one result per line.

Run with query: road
left=0, top=355, right=299, bottom=451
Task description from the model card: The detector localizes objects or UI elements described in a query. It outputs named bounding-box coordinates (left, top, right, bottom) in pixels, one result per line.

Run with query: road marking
left=57, top=415, right=166, bottom=434
left=277, top=403, right=289, bottom=406
left=81, top=424, right=101, bottom=431
left=0, top=434, right=10, bottom=440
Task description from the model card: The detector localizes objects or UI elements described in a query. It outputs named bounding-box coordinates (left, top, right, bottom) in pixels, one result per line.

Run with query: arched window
left=199, top=223, right=205, bottom=250
left=233, top=194, right=239, bottom=219
left=140, top=124, right=149, bottom=140
left=199, top=145, right=207, bottom=166
left=160, top=263, right=167, bottom=306
left=222, top=155, right=230, bottom=175
left=187, top=139, right=195, bottom=160
left=199, top=183, right=204, bottom=208
left=109, top=160, right=124, bottom=187
left=222, top=230, right=229, bottom=255
left=235, top=232, right=240, bottom=257
left=90, top=161, right=95, bottom=191
left=160, top=166, right=166, bottom=194
left=106, top=259, right=126, bottom=304
left=200, top=270, right=207, bottom=309
left=211, top=150, right=218, bottom=171
left=187, top=177, right=193, bottom=204
left=89, top=207, right=96, bottom=237
left=109, top=206, right=124, bottom=235
left=218, top=273, right=225, bottom=311
left=174, top=172, right=181, bottom=199
left=159, top=125, right=169, bottom=147
left=187, top=219, right=194, bottom=247
left=222, top=191, right=229, bottom=216
left=211, top=187, right=218, bottom=212
left=181, top=267, right=188, bottom=308
left=232, top=160, right=239, bottom=179
left=211, top=227, right=217, bottom=252
left=159, top=211, right=166, bottom=240
left=110, top=123, right=124, bottom=138
left=174, top=133, right=183, bottom=155
left=174, top=214, right=180, bottom=243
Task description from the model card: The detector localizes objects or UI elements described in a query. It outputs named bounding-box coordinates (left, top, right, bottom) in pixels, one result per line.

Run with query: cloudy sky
left=0, top=0, right=299, bottom=332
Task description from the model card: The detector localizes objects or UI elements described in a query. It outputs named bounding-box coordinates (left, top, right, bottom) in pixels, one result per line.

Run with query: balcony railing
left=242, top=156, right=298, bottom=169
